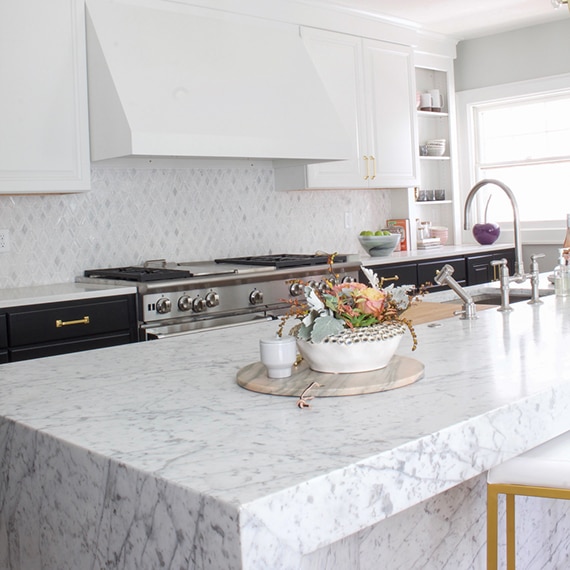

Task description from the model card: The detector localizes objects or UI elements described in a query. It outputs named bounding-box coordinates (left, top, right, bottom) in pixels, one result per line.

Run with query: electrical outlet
left=344, top=212, right=352, bottom=229
left=0, top=229, right=10, bottom=252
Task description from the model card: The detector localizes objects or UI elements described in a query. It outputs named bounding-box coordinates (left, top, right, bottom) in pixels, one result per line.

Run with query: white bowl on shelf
left=425, top=139, right=446, bottom=156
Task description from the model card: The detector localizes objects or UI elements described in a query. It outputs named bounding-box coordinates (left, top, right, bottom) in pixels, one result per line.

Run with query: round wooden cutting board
left=236, top=355, right=424, bottom=398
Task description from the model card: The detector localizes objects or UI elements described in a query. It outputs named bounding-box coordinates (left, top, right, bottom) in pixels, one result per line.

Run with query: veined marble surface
left=2, top=295, right=570, bottom=569
left=0, top=282, right=137, bottom=308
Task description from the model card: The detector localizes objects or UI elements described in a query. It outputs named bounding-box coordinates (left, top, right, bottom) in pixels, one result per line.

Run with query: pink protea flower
left=355, top=287, right=387, bottom=318
left=330, top=282, right=367, bottom=295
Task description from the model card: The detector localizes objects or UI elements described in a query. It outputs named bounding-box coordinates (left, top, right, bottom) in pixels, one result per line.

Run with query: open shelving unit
left=412, top=55, right=461, bottom=244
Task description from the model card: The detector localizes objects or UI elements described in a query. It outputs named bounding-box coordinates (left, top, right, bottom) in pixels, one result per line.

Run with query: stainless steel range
left=77, top=254, right=360, bottom=339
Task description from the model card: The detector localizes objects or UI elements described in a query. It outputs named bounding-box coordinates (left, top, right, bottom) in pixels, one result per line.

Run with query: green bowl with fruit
left=358, top=230, right=400, bottom=257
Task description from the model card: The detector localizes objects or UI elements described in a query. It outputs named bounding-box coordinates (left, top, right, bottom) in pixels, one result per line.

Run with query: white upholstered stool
left=487, top=431, right=570, bottom=569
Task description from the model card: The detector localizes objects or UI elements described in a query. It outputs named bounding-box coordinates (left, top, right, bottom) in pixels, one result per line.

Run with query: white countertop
left=358, top=242, right=514, bottom=266
left=0, top=282, right=137, bottom=308
left=2, top=291, right=570, bottom=569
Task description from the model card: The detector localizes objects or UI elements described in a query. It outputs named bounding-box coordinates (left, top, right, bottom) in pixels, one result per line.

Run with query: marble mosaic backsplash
left=0, top=166, right=390, bottom=289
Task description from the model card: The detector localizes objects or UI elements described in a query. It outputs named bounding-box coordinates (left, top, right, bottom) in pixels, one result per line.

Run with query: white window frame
left=456, top=73, right=570, bottom=246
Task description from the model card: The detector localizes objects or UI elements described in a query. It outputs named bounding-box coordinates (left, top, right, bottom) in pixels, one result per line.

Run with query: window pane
left=480, top=162, right=570, bottom=223
left=477, top=94, right=570, bottom=163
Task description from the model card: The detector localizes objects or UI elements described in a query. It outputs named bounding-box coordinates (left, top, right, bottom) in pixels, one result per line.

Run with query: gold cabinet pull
left=370, top=155, right=377, bottom=180
left=378, top=275, right=399, bottom=287
left=56, top=316, right=90, bottom=328
left=363, top=155, right=370, bottom=180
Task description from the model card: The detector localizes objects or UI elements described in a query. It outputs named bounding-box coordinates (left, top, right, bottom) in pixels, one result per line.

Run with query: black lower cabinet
left=466, top=249, right=516, bottom=286
left=418, top=257, right=466, bottom=291
left=360, top=263, right=417, bottom=288
left=3, top=294, right=138, bottom=363
left=0, top=314, right=7, bottom=363
left=361, top=248, right=515, bottom=293
left=10, top=332, right=134, bottom=362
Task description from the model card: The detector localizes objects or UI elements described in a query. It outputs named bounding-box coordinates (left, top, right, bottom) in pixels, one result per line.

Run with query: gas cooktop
left=83, top=266, right=193, bottom=282
left=215, top=253, right=347, bottom=269
left=83, top=254, right=352, bottom=283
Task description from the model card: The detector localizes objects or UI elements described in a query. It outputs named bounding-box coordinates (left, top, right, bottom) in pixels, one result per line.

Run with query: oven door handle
left=144, top=315, right=275, bottom=339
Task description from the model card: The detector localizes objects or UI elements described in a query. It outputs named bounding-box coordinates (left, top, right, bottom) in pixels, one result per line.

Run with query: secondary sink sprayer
left=438, top=179, right=545, bottom=316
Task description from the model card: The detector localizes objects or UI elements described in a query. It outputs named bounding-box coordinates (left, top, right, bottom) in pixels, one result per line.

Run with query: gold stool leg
left=506, top=493, right=516, bottom=570
left=487, top=485, right=499, bottom=570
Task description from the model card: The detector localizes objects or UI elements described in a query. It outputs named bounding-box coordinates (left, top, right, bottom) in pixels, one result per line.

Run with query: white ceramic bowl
left=296, top=324, right=405, bottom=373
left=358, top=233, right=400, bottom=257
left=426, top=139, right=446, bottom=156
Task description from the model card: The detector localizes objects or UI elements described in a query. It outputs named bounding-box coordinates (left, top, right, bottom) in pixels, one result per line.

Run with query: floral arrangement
left=279, top=265, right=422, bottom=350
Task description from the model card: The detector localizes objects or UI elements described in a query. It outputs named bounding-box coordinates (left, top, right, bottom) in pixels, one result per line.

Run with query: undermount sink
left=445, top=289, right=555, bottom=306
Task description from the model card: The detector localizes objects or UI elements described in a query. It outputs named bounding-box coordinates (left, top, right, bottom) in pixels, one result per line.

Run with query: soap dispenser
left=554, top=248, right=570, bottom=297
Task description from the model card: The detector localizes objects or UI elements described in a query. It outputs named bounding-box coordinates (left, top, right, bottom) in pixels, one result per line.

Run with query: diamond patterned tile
left=0, top=166, right=391, bottom=288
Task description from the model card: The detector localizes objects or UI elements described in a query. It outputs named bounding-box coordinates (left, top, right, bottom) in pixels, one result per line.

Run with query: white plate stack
left=426, top=139, right=446, bottom=156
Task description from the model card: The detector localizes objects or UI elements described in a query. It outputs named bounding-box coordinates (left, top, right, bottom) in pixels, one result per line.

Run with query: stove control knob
left=156, top=297, right=172, bottom=314
left=308, top=280, right=318, bottom=289
left=342, top=275, right=356, bottom=284
left=205, top=291, right=220, bottom=308
left=249, top=289, right=264, bottom=305
left=289, top=282, right=304, bottom=296
left=192, top=297, right=207, bottom=313
left=317, top=280, right=329, bottom=293
left=178, top=295, right=192, bottom=312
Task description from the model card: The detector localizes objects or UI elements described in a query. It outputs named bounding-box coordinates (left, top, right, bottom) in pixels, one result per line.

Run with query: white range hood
left=85, top=0, right=350, bottom=163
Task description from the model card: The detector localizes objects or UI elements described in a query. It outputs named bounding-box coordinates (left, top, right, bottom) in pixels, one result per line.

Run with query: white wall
left=0, top=166, right=391, bottom=289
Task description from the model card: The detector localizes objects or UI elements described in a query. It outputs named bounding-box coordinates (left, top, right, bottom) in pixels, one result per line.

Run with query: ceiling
left=327, top=0, right=570, bottom=40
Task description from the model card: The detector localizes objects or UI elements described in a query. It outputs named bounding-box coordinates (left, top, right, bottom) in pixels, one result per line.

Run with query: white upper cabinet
left=275, top=27, right=418, bottom=190
left=0, top=0, right=90, bottom=194
left=362, top=39, right=418, bottom=188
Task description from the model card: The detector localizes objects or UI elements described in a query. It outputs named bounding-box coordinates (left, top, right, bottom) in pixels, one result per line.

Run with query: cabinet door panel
left=467, top=254, right=494, bottom=285
left=10, top=332, right=133, bottom=362
left=361, top=263, right=418, bottom=288
left=9, top=297, right=135, bottom=347
left=466, top=249, right=516, bottom=285
left=418, top=257, right=466, bottom=290
left=0, top=0, right=90, bottom=193
left=302, top=28, right=367, bottom=188
left=494, top=249, right=516, bottom=277
left=364, top=40, right=418, bottom=187
left=0, top=314, right=7, bottom=348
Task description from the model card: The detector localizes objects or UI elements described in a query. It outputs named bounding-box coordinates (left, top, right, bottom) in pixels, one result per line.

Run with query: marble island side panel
left=1, top=296, right=570, bottom=569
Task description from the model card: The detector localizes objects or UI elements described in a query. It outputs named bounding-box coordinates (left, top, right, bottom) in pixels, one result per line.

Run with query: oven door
left=143, top=313, right=276, bottom=339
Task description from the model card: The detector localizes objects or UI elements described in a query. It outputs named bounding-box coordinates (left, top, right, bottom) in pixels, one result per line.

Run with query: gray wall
left=455, top=19, right=570, bottom=92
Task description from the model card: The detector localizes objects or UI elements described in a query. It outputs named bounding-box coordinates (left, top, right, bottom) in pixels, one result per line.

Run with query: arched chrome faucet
left=463, top=178, right=525, bottom=278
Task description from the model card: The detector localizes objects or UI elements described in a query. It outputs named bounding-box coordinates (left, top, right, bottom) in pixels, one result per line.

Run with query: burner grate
left=84, top=266, right=193, bottom=282
left=215, top=254, right=347, bottom=269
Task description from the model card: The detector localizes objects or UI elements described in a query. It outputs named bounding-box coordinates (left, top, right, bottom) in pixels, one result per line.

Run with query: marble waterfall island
left=2, top=296, right=570, bottom=569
